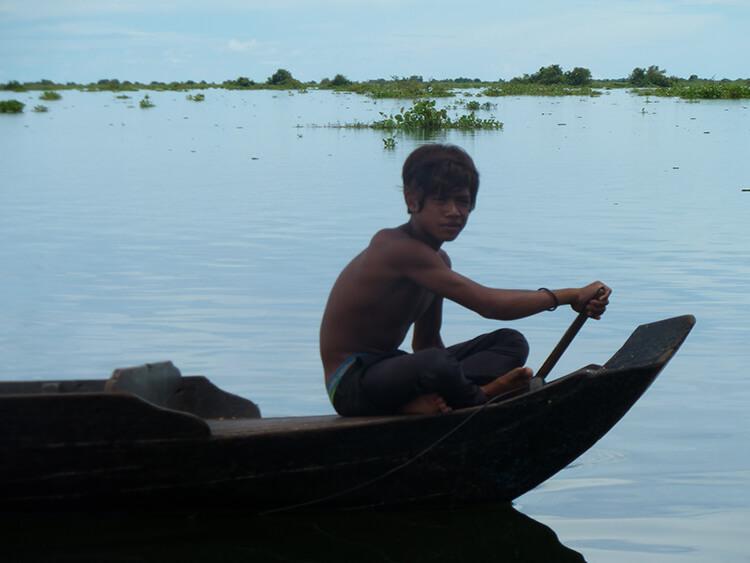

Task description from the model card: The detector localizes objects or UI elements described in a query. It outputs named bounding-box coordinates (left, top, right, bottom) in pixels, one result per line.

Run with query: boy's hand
left=572, top=282, right=611, bottom=319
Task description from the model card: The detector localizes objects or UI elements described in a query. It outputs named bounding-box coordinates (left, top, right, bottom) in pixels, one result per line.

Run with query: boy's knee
left=417, top=348, right=461, bottom=389
left=491, top=328, right=529, bottom=363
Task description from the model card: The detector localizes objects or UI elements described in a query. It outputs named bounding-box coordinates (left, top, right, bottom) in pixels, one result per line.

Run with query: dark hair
left=402, top=144, right=479, bottom=214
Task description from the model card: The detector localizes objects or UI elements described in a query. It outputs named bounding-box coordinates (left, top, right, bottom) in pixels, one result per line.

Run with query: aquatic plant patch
left=139, top=94, right=155, bottom=108
left=39, top=91, right=62, bottom=101
left=344, top=81, right=455, bottom=99
left=327, top=100, right=502, bottom=133
left=636, top=82, right=750, bottom=100
left=482, top=84, right=601, bottom=97
left=0, top=99, right=24, bottom=113
left=370, top=100, right=502, bottom=131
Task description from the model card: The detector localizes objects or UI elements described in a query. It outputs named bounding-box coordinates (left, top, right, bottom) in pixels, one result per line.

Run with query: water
left=1, top=88, right=749, bottom=561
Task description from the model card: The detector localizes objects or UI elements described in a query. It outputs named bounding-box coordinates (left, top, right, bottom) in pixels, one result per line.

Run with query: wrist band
left=538, top=287, right=558, bottom=311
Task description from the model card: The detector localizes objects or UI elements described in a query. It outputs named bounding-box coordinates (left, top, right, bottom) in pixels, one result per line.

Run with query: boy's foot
left=400, top=393, right=452, bottom=415
left=481, top=366, right=533, bottom=399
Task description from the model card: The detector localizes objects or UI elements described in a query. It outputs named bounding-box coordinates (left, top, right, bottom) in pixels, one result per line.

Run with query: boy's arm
left=393, top=238, right=610, bottom=321
left=412, top=295, right=445, bottom=351
left=412, top=248, right=449, bottom=351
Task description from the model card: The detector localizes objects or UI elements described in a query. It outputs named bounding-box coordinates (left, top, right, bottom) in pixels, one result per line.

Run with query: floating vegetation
left=39, top=90, right=62, bottom=101
left=336, top=100, right=503, bottom=132
left=186, top=93, right=205, bottom=102
left=482, top=84, right=601, bottom=97
left=449, top=99, right=497, bottom=112
left=0, top=99, right=24, bottom=113
left=375, top=100, right=502, bottom=130
left=342, top=78, right=455, bottom=99
left=450, top=111, right=504, bottom=130
left=382, top=136, right=397, bottom=149
left=139, top=94, right=155, bottom=109
left=636, top=82, right=750, bottom=100
left=115, top=94, right=131, bottom=99
left=32, top=105, right=48, bottom=112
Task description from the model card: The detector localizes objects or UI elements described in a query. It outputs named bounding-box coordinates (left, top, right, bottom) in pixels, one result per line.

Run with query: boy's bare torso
left=319, top=225, right=445, bottom=377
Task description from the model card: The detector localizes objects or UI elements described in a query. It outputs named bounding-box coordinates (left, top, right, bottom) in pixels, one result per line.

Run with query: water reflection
left=5, top=504, right=584, bottom=562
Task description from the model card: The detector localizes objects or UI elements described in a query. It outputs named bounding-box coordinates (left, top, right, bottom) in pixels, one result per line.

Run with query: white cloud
left=227, top=38, right=258, bottom=52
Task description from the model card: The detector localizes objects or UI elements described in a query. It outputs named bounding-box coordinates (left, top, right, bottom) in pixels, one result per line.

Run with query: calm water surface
left=1, top=88, right=749, bottom=561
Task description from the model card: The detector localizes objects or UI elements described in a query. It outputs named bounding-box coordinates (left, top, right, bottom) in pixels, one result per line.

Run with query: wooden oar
left=529, top=287, right=605, bottom=390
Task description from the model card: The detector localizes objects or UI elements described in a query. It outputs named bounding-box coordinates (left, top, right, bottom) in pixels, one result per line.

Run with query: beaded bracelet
left=538, top=287, right=559, bottom=311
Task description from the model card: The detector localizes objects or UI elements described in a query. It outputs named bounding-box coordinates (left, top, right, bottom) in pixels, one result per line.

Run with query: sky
left=1, top=0, right=748, bottom=84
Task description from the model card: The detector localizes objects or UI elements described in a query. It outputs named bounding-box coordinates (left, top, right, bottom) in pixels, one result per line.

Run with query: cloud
left=227, top=38, right=258, bottom=52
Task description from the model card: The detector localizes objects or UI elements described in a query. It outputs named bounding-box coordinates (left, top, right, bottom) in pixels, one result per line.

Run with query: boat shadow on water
left=2, top=504, right=584, bottom=563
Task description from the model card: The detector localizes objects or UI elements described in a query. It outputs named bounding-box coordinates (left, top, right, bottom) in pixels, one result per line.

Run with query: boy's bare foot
left=400, top=393, right=452, bottom=415
left=481, top=366, right=533, bottom=399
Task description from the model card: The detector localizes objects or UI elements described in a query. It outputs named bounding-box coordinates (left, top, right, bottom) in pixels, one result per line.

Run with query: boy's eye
left=431, top=195, right=471, bottom=208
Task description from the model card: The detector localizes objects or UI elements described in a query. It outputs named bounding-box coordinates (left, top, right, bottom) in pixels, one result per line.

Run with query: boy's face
left=407, top=186, right=472, bottom=242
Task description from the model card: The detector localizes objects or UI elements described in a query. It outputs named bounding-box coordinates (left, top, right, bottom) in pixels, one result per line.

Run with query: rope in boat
left=258, top=390, right=516, bottom=516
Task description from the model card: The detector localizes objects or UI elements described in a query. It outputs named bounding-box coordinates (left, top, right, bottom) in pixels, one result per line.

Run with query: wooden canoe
left=0, top=315, right=694, bottom=510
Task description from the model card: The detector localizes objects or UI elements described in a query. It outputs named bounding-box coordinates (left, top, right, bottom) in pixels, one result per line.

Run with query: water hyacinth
left=371, top=100, right=502, bottom=131
left=0, top=99, right=24, bottom=113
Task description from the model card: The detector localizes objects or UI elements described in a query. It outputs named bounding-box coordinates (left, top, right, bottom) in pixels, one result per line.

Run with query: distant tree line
left=3, top=65, right=748, bottom=97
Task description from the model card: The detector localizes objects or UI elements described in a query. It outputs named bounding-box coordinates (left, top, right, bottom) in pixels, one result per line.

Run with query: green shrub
left=2, top=80, right=26, bottom=92
left=266, top=68, right=301, bottom=88
left=330, top=74, right=352, bottom=87
left=40, top=91, right=62, bottom=101
left=347, top=80, right=454, bottom=99
left=0, top=99, right=24, bottom=113
left=371, top=100, right=502, bottom=131
left=565, top=67, right=592, bottom=86
left=139, top=94, right=155, bottom=108
left=629, top=66, right=672, bottom=87
left=482, top=83, right=600, bottom=97
left=637, top=81, right=750, bottom=100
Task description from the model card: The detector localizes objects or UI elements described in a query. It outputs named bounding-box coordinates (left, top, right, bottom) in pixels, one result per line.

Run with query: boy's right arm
left=389, top=237, right=610, bottom=321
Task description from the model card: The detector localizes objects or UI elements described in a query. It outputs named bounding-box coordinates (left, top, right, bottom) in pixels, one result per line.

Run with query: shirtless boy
left=320, top=143, right=610, bottom=416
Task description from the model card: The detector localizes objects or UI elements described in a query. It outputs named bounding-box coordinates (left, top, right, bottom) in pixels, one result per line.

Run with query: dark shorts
left=326, top=328, right=529, bottom=416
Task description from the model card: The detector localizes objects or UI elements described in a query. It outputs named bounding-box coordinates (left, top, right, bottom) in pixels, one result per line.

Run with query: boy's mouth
left=440, top=223, right=463, bottom=233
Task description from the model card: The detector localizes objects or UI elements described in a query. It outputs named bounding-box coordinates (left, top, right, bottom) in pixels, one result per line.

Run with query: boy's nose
left=445, top=201, right=461, bottom=215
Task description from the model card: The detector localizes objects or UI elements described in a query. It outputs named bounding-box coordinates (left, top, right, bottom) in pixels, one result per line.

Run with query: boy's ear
left=404, top=189, right=420, bottom=213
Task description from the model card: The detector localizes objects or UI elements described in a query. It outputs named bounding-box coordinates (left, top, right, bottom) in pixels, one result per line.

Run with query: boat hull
left=0, top=315, right=695, bottom=510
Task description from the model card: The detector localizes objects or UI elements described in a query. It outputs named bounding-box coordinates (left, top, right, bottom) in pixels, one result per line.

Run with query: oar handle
left=533, top=287, right=605, bottom=384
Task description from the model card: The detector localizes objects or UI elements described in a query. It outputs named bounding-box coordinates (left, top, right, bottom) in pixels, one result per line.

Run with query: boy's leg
left=360, top=348, right=486, bottom=413
left=447, top=328, right=530, bottom=386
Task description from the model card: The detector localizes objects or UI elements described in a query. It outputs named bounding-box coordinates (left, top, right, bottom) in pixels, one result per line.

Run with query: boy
left=320, top=144, right=610, bottom=416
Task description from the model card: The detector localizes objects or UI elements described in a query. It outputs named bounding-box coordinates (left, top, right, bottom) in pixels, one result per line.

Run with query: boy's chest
left=384, top=280, right=436, bottom=323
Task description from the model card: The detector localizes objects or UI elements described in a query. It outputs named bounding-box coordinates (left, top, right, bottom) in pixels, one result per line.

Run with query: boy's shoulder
left=368, top=226, right=452, bottom=266
left=369, top=226, right=424, bottom=254
left=370, top=226, right=408, bottom=245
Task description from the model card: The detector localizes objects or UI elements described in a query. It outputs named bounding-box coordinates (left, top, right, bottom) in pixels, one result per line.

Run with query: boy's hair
left=402, top=144, right=479, bottom=214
